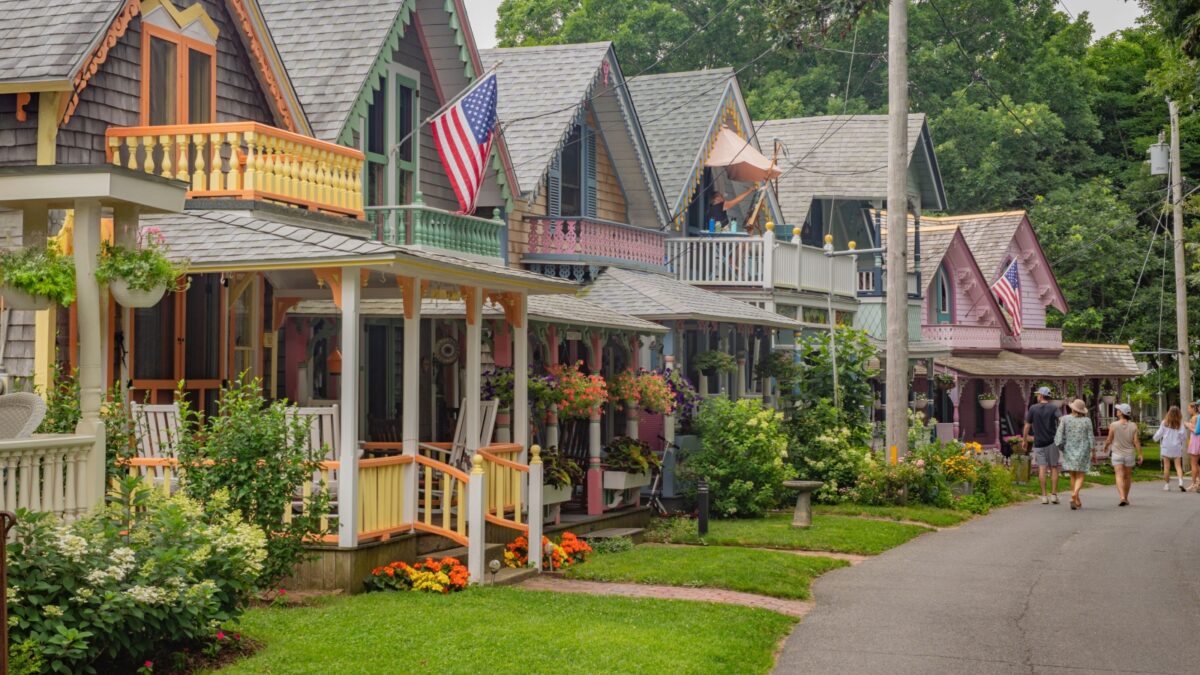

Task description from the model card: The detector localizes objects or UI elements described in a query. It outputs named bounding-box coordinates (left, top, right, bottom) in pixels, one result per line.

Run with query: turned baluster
left=108, top=136, right=122, bottom=167
left=159, top=135, right=173, bottom=179
left=208, top=132, right=223, bottom=191
left=175, top=134, right=189, bottom=182
left=142, top=135, right=156, bottom=174
left=242, top=130, right=257, bottom=195
left=125, top=136, right=138, bottom=172
left=192, top=133, right=208, bottom=191
left=226, top=131, right=242, bottom=191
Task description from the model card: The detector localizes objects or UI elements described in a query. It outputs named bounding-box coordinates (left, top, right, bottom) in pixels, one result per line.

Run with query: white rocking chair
left=418, top=399, right=499, bottom=471
left=0, top=393, right=46, bottom=439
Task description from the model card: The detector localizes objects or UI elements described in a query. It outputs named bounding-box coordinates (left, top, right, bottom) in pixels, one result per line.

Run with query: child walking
left=1153, top=406, right=1188, bottom=492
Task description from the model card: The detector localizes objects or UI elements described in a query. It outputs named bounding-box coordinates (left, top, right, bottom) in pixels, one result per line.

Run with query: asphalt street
left=774, top=482, right=1200, bottom=674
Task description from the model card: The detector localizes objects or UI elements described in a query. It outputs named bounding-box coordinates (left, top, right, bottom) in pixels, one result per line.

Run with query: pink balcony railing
left=1001, top=326, right=1063, bottom=352
left=525, top=216, right=666, bottom=268
left=922, top=324, right=1005, bottom=351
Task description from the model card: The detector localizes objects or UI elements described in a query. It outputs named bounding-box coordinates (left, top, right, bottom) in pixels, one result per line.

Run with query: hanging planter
left=978, top=395, right=997, bottom=410
left=95, top=229, right=185, bottom=309
left=1101, top=390, right=1116, bottom=405
left=910, top=397, right=928, bottom=411
left=0, top=244, right=75, bottom=310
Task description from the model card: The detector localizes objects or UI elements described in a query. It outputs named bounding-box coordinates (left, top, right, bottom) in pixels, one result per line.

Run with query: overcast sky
left=463, top=0, right=1146, bottom=50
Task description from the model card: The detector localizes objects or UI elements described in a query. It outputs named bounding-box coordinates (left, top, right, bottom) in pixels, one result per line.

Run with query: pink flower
left=144, top=661, right=153, bottom=669
left=278, top=588, right=287, bottom=596
left=216, top=631, right=226, bottom=641
left=915, top=459, right=926, bottom=468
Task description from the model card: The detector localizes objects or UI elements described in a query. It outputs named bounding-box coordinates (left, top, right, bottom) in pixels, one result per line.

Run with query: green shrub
left=34, top=362, right=80, bottom=435
left=851, top=459, right=926, bottom=505
left=683, top=398, right=795, bottom=518
left=589, top=536, right=636, bottom=554
left=176, top=377, right=331, bottom=587
left=787, top=400, right=871, bottom=503
left=7, top=479, right=266, bottom=673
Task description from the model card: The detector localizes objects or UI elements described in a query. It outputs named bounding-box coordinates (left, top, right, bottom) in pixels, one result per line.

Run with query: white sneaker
left=1164, top=483, right=1171, bottom=491
left=1050, top=494, right=1059, bottom=504
left=1041, top=495, right=1049, bottom=504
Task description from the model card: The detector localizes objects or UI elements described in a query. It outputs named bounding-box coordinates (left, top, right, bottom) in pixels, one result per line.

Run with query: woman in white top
left=1153, top=405, right=1188, bottom=492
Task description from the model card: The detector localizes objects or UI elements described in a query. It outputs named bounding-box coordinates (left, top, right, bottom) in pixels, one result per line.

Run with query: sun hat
left=1115, top=403, right=1132, bottom=416
left=1069, top=399, right=1088, bottom=414
left=1036, top=386, right=1052, bottom=397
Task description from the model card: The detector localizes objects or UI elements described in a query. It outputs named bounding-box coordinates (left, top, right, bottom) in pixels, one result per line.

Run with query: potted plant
left=635, top=370, right=675, bottom=415
left=549, top=362, right=607, bottom=419
left=1003, top=435, right=1031, bottom=483
left=934, top=373, right=956, bottom=391
left=608, top=369, right=640, bottom=410
left=540, top=445, right=582, bottom=506
left=658, top=368, right=699, bottom=425
left=910, top=394, right=928, bottom=410
left=602, top=436, right=660, bottom=491
left=1101, top=386, right=1116, bottom=405
left=0, top=244, right=75, bottom=310
left=694, top=350, right=737, bottom=375
left=482, top=367, right=515, bottom=442
left=95, top=228, right=185, bottom=308
left=978, top=390, right=998, bottom=410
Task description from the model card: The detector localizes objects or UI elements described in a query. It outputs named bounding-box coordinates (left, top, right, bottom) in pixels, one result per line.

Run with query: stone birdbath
left=782, top=480, right=824, bottom=528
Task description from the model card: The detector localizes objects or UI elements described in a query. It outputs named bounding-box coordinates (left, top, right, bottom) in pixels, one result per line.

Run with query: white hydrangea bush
left=7, top=479, right=266, bottom=674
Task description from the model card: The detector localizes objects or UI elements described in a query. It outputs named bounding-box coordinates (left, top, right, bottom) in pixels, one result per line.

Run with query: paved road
left=775, top=483, right=1200, bottom=674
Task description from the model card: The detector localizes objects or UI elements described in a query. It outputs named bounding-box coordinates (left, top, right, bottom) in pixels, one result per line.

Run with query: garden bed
left=219, top=587, right=795, bottom=673
left=561, top=544, right=847, bottom=600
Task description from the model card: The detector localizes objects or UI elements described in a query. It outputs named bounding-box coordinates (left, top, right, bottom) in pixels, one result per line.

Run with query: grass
left=217, top=587, right=795, bottom=674
left=647, top=514, right=932, bottom=555
left=813, top=503, right=972, bottom=527
left=562, top=543, right=848, bottom=600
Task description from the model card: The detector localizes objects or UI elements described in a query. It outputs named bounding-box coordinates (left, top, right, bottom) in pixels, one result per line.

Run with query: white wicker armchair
left=0, top=392, right=47, bottom=439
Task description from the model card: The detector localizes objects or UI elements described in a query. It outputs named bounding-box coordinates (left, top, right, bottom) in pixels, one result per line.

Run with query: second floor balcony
left=524, top=215, right=668, bottom=272
left=106, top=122, right=365, bottom=219
left=664, top=233, right=857, bottom=297
left=1002, top=326, right=1063, bottom=352
left=922, top=324, right=1005, bottom=352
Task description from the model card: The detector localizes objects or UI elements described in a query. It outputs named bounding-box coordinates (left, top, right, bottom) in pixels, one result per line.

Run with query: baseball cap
left=1036, top=386, right=1052, bottom=396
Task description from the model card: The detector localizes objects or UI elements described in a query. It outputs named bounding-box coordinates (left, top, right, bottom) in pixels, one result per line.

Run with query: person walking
left=1055, top=399, right=1094, bottom=509
left=1024, top=386, right=1062, bottom=505
left=1187, top=402, right=1200, bottom=491
left=1152, top=405, right=1188, bottom=492
left=1103, top=403, right=1143, bottom=506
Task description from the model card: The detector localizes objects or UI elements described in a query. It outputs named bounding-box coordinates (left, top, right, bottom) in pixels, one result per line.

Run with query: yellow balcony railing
left=106, top=122, right=365, bottom=219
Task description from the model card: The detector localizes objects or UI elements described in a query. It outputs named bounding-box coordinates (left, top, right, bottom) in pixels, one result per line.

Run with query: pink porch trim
left=525, top=216, right=666, bottom=267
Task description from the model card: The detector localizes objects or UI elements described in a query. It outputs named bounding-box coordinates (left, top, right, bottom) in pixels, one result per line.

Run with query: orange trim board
left=63, top=0, right=140, bottom=126
left=226, top=0, right=296, bottom=132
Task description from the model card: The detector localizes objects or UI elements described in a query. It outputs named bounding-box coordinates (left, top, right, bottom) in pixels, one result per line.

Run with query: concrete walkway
left=775, top=483, right=1200, bottom=674
left=519, top=576, right=815, bottom=617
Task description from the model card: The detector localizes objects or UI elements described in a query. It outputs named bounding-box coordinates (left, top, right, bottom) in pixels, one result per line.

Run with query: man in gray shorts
left=1024, top=386, right=1062, bottom=504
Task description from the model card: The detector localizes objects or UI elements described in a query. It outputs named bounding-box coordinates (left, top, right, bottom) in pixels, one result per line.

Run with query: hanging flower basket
left=978, top=397, right=997, bottom=410
left=108, top=278, right=166, bottom=308
left=0, top=285, right=51, bottom=311
left=0, top=244, right=75, bottom=310
left=1101, top=394, right=1115, bottom=405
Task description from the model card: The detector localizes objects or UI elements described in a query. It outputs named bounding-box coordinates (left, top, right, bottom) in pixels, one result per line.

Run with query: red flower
left=216, top=631, right=226, bottom=641
left=144, top=661, right=153, bottom=669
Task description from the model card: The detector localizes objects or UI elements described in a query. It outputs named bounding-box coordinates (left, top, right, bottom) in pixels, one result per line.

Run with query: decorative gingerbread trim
left=226, top=0, right=297, bottom=132
left=62, top=0, right=140, bottom=126
left=15, top=92, right=30, bottom=122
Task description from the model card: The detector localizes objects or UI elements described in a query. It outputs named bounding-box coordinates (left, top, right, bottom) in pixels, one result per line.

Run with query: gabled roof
left=259, top=0, right=407, bottom=142
left=581, top=268, right=800, bottom=330
left=0, top=0, right=124, bottom=84
left=480, top=43, right=670, bottom=226
left=940, top=344, right=1141, bottom=379
left=756, top=114, right=946, bottom=226
left=942, top=210, right=1067, bottom=313
left=629, top=68, right=783, bottom=227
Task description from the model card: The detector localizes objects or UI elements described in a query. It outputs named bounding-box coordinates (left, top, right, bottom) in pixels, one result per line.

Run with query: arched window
left=934, top=264, right=953, bottom=324
left=139, top=0, right=218, bottom=126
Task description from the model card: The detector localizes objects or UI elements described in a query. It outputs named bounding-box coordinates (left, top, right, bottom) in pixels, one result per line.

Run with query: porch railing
left=106, top=122, right=365, bottom=219
left=0, top=435, right=95, bottom=519
left=665, top=236, right=767, bottom=287
left=525, top=216, right=667, bottom=269
left=772, top=238, right=857, bottom=296
left=1002, top=327, right=1063, bottom=352
left=478, top=444, right=528, bottom=534
left=414, top=455, right=469, bottom=546
left=377, top=202, right=504, bottom=259
left=921, top=324, right=1005, bottom=351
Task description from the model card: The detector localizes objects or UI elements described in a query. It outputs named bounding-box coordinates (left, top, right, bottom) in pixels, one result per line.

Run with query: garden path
left=774, top=484, right=1200, bottom=674
left=518, top=576, right=815, bottom=617
left=655, top=542, right=869, bottom=565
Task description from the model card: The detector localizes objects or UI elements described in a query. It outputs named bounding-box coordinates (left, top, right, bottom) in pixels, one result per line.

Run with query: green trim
left=337, top=0, right=415, bottom=146
left=444, top=0, right=476, bottom=80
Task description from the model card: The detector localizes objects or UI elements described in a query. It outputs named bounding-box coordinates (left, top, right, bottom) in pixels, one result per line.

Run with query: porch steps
left=492, top=566, right=540, bottom=586
left=578, top=527, right=645, bottom=545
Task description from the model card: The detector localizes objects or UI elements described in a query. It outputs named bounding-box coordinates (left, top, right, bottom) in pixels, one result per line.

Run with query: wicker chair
left=0, top=392, right=47, bottom=439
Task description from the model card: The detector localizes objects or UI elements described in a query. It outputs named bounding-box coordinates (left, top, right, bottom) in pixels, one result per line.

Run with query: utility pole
left=1170, top=100, right=1191, bottom=406
left=885, top=0, right=910, bottom=457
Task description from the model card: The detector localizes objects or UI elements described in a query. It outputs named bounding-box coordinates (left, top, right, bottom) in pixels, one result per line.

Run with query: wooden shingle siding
left=0, top=94, right=37, bottom=167
left=50, top=1, right=276, bottom=166
left=593, top=126, right=627, bottom=223
left=392, top=32, right=458, bottom=212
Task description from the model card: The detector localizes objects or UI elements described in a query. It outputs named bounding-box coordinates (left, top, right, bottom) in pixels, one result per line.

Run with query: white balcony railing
left=0, top=434, right=97, bottom=520
left=665, top=233, right=857, bottom=296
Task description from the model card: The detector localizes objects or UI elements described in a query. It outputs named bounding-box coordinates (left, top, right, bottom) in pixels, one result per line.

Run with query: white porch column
left=113, top=205, right=138, bottom=390
left=401, top=277, right=421, bottom=525
left=337, top=267, right=361, bottom=548
left=527, top=445, right=544, bottom=571
left=513, top=293, right=530, bottom=460
left=74, top=199, right=106, bottom=508
left=464, top=286, right=483, bottom=454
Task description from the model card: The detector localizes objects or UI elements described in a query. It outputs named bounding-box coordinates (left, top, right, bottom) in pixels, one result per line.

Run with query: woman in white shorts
left=1152, top=405, right=1187, bottom=491
left=1104, top=403, right=1143, bottom=506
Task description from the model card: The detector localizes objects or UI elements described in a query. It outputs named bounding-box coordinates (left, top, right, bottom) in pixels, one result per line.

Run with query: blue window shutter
left=583, top=126, right=597, bottom=218
left=547, top=153, right=561, bottom=217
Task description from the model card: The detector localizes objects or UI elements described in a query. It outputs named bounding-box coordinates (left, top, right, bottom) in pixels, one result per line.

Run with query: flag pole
left=389, top=60, right=503, bottom=158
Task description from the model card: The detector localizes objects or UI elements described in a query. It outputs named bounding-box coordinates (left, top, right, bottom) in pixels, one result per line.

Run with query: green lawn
left=647, top=514, right=932, bottom=555
left=813, top=503, right=972, bottom=527
left=218, top=587, right=795, bottom=674
left=562, top=543, right=847, bottom=600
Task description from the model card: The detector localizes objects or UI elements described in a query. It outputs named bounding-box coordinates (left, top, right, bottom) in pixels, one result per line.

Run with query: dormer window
left=934, top=264, right=953, bottom=324
left=548, top=120, right=596, bottom=217
left=140, top=0, right=218, bottom=125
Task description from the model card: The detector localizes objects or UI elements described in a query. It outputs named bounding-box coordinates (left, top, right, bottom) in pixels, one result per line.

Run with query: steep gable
left=953, top=211, right=1067, bottom=315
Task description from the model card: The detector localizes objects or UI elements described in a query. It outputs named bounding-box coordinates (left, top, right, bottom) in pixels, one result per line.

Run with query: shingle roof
left=480, top=42, right=613, bottom=196
left=756, top=114, right=944, bottom=226
left=940, top=344, right=1141, bottom=379
left=879, top=219, right=958, bottom=279
left=259, top=0, right=405, bottom=141
left=289, top=294, right=665, bottom=333
left=628, top=68, right=732, bottom=209
left=0, top=0, right=123, bottom=82
left=139, top=209, right=397, bottom=268
left=581, top=268, right=800, bottom=329
left=943, top=211, right=1028, bottom=280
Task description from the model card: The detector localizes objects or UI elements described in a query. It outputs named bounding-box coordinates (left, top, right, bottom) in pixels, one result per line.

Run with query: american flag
left=431, top=73, right=497, bottom=214
left=991, top=260, right=1022, bottom=335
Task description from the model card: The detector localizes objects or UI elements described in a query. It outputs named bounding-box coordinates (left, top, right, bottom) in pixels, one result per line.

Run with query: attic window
left=139, top=0, right=218, bottom=126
